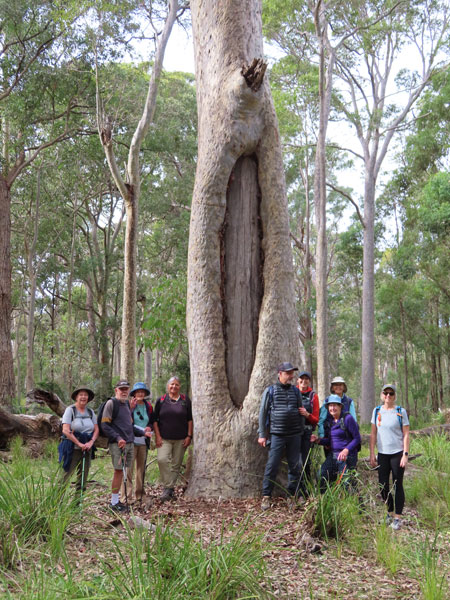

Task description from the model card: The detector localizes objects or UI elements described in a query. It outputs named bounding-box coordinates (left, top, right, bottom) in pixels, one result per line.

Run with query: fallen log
left=26, top=388, right=67, bottom=417
left=0, top=406, right=61, bottom=453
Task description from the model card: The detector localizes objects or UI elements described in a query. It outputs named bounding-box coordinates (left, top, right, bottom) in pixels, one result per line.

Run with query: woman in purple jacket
left=311, top=394, right=361, bottom=492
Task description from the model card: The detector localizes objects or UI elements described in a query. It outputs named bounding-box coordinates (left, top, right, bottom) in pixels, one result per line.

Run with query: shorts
left=109, top=442, right=134, bottom=470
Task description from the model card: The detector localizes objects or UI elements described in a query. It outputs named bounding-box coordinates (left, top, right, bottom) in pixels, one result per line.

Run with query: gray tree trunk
left=187, top=0, right=301, bottom=498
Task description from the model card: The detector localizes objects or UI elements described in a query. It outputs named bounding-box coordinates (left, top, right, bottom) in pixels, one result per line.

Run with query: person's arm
left=62, top=422, right=85, bottom=449
left=307, top=393, right=320, bottom=426
left=317, top=403, right=327, bottom=437
left=257, top=388, right=270, bottom=447
left=349, top=399, right=357, bottom=422
left=340, top=416, right=361, bottom=456
left=100, top=399, right=122, bottom=443
left=153, top=421, right=163, bottom=447
left=183, top=420, right=193, bottom=447
left=400, top=424, right=410, bottom=468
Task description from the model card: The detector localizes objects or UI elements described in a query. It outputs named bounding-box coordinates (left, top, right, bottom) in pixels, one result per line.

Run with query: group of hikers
left=258, top=362, right=410, bottom=530
left=59, top=363, right=410, bottom=529
left=59, top=376, right=192, bottom=513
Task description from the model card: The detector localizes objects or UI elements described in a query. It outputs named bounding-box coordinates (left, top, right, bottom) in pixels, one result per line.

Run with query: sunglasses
left=383, top=391, right=395, bottom=397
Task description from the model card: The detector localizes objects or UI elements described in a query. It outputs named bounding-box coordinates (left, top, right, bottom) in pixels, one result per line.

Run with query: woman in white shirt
left=369, top=384, right=410, bottom=531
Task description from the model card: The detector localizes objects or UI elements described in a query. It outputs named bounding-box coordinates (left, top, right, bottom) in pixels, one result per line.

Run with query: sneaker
left=160, top=488, right=174, bottom=502
left=385, top=513, right=393, bottom=525
left=261, top=496, right=271, bottom=511
left=110, top=501, right=129, bottom=513
left=391, top=518, right=402, bottom=531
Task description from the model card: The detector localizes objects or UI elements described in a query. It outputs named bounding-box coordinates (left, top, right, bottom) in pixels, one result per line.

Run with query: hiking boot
left=391, top=518, right=402, bottom=531
left=110, top=501, right=129, bottom=513
left=385, top=513, right=393, bottom=525
left=160, top=488, right=174, bottom=502
left=261, top=496, right=271, bottom=511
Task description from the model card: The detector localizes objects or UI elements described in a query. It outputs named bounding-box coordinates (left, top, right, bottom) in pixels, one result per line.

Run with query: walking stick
left=121, top=448, right=129, bottom=507
left=80, top=450, right=86, bottom=506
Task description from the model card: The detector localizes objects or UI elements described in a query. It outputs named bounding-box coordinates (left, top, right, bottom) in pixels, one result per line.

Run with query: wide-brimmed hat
left=71, top=387, right=95, bottom=402
left=330, top=376, right=347, bottom=394
left=325, top=394, right=343, bottom=406
left=130, top=382, right=151, bottom=397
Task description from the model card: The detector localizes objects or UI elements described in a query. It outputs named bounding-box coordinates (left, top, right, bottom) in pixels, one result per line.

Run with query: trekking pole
left=80, top=450, right=86, bottom=506
left=121, top=448, right=129, bottom=507
left=336, top=463, right=347, bottom=486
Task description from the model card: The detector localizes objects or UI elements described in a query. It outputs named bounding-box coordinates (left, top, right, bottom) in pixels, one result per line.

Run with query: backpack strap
left=375, top=405, right=403, bottom=429
left=396, top=406, right=403, bottom=429
left=374, top=405, right=382, bottom=427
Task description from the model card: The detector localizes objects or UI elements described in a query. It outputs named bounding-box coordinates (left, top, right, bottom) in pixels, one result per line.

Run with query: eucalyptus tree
left=95, top=0, right=186, bottom=384
left=187, top=0, right=300, bottom=497
left=0, top=0, right=92, bottom=406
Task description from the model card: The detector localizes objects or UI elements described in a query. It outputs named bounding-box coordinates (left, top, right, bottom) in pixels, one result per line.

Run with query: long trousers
left=377, top=451, right=405, bottom=514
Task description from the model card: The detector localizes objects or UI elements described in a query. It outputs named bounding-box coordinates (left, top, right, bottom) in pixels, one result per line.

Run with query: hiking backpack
left=60, top=405, right=95, bottom=438
left=374, top=405, right=403, bottom=429
left=97, top=397, right=122, bottom=438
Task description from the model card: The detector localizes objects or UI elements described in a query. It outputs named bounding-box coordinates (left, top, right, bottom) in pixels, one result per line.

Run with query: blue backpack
left=374, top=405, right=403, bottom=429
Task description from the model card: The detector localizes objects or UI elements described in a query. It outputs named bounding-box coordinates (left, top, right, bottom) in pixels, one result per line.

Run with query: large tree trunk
left=0, top=177, right=15, bottom=407
left=186, top=0, right=301, bottom=498
left=360, top=174, right=376, bottom=423
left=0, top=406, right=60, bottom=450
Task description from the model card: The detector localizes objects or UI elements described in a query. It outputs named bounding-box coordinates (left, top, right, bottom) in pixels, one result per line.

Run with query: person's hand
left=298, top=407, right=309, bottom=417
left=400, top=454, right=409, bottom=468
left=183, top=436, right=192, bottom=448
left=85, top=440, right=94, bottom=450
left=310, top=434, right=319, bottom=443
left=129, top=397, right=137, bottom=410
left=155, top=435, right=163, bottom=448
left=117, top=438, right=126, bottom=449
left=258, top=437, right=267, bottom=447
left=144, top=427, right=152, bottom=438
left=369, top=454, right=377, bottom=468
left=337, top=448, right=349, bottom=462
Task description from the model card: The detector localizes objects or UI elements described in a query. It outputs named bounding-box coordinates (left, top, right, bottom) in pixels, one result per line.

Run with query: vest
left=269, top=383, right=304, bottom=436
left=300, top=389, right=315, bottom=430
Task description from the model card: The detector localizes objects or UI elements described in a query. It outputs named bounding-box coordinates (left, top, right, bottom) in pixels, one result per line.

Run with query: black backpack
left=97, top=397, right=122, bottom=438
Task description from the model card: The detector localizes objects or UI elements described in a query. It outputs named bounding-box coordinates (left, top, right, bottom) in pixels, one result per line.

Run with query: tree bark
left=0, top=406, right=60, bottom=450
left=187, top=0, right=301, bottom=498
left=0, top=178, right=15, bottom=407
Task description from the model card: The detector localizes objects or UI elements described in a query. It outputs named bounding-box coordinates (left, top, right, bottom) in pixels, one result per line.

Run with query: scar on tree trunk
left=221, top=154, right=263, bottom=408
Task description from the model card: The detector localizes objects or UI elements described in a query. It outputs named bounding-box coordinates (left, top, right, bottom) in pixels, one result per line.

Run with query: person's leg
left=377, top=452, right=394, bottom=514
left=109, top=443, right=125, bottom=506
left=390, top=452, right=405, bottom=517
left=297, top=431, right=312, bottom=496
left=63, top=448, right=81, bottom=484
left=134, top=445, right=147, bottom=500
left=168, top=439, right=186, bottom=489
left=320, top=454, right=337, bottom=493
left=120, top=446, right=135, bottom=502
left=157, top=439, right=174, bottom=488
left=285, top=434, right=302, bottom=496
left=262, top=435, right=285, bottom=497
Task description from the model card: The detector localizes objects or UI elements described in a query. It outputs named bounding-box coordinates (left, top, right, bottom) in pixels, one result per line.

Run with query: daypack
left=265, top=385, right=303, bottom=433
left=60, top=405, right=95, bottom=438
left=374, top=405, right=403, bottom=429
left=323, top=412, right=361, bottom=453
left=97, top=397, right=122, bottom=438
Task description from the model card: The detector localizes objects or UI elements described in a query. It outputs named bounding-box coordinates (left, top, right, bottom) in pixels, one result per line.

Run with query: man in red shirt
left=297, top=371, right=320, bottom=494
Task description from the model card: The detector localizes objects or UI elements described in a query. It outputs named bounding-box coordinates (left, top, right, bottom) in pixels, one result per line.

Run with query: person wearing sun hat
left=120, top=382, right=153, bottom=503
left=318, top=376, right=358, bottom=439
left=311, top=394, right=361, bottom=493
left=369, top=384, right=410, bottom=531
left=60, top=386, right=98, bottom=493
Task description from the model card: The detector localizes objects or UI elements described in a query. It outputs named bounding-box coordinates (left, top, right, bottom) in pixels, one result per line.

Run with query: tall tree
left=96, top=0, right=181, bottom=383
left=0, top=0, right=89, bottom=406
left=187, top=0, right=300, bottom=497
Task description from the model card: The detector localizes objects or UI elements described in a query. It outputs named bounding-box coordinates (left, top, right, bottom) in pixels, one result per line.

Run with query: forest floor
left=71, top=451, right=449, bottom=600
